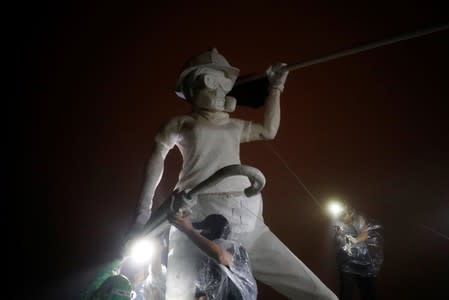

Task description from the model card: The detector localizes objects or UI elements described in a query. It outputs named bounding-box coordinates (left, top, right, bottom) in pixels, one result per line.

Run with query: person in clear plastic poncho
left=168, top=213, right=257, bottom=300
left=334, top=204, right=384, bottom=300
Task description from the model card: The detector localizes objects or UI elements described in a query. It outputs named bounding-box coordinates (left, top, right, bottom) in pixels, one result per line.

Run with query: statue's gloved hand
left=169, top=190, right=195, bottom=215
left=266, top=63, right=289, bottom=92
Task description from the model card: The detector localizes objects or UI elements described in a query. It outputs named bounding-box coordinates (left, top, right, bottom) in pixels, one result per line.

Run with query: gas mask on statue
left=191, top=68, right=237, bottom=113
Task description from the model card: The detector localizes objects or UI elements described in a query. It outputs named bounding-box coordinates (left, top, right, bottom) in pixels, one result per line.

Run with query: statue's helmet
left=175, top=48, right=240, bottom=99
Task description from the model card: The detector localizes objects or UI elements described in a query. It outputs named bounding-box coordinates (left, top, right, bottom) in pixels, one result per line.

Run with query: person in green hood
left=89, top=274, right=133, bottom=300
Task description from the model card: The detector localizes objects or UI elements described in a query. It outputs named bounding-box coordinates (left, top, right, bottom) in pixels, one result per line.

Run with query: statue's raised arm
left=241, top=63, right=289, bottom=142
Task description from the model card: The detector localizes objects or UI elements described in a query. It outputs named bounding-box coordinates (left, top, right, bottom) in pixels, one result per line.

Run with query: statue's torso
left=176, top=114, right=243, bottom=191
left=156, top=112, right=262, bottom=229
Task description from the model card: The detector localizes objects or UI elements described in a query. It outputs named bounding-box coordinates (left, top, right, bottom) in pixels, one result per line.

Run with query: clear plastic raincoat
left=195, top=238, right=257, bottom=300
left=335, top=213, right=384, bottom=277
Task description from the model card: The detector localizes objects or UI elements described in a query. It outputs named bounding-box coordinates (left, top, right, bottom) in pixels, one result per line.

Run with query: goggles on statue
left=202, top=73, right=234, bottom=92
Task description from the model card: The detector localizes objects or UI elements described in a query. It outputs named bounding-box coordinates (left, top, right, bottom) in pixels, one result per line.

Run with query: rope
left=265, top=143, right=323, bottom=209
left=421, top=225, right=449, bottom=241
left=214, top=142, right=323, bottom=229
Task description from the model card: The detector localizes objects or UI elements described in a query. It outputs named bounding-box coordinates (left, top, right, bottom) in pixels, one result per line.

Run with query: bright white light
left=327, top=200, right=344, bottom=217
left=130, top=239, right=154, bottom=263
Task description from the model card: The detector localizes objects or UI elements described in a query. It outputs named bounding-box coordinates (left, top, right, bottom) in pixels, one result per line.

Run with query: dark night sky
left=12, top=1, right=449, bottom=299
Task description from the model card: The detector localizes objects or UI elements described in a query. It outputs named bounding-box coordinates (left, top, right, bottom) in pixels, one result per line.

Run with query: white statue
left=131, top=48, right=337, bottom=300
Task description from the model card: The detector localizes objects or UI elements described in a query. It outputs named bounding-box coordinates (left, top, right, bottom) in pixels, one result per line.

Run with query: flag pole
left=236, top=23, right=449, bottom=85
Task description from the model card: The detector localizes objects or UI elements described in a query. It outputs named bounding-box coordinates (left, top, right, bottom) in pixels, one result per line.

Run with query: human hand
left=356, top=231, right=369, bottom=243
left=266, top=63, right=289, bottom=92
left=334, top=225, right=343, bottom=235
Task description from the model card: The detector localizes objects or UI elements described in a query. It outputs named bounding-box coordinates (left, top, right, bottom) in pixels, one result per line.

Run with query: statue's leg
left=165, top=226, right=200, bottom=300
left=247, top=229, right=338, bottom=300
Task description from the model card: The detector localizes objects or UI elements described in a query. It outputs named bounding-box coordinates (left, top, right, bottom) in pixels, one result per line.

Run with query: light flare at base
left=326, top=199, right=344, bottom=218
left=129, top=238, right=155, bottom=263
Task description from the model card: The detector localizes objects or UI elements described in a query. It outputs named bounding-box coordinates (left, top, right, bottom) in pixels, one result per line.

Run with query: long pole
left=236, top=23, right=449, bottom=85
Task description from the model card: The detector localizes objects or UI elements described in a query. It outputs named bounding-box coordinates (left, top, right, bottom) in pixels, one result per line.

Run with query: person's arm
left=355, top=231, right=369, bottom=243
left=168, top=214, right=233, bottom=266
left=354, top=215, right=369, bottom=243
left=241, top=64, right=289, bottom=142
left=335, top=224, right=367, bottom=246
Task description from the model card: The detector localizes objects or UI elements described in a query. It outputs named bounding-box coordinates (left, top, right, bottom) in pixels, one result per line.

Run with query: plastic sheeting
left=335, top=214, right=384, bottom=277
left=145, top=263, right=166, bottom=300
left=195, top=238, right=258, bottom=300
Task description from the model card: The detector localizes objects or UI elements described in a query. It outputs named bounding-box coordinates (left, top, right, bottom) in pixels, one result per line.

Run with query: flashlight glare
left=130, top=239, right=154, bottom=263
left=327, top=201, right=343, bottom=217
